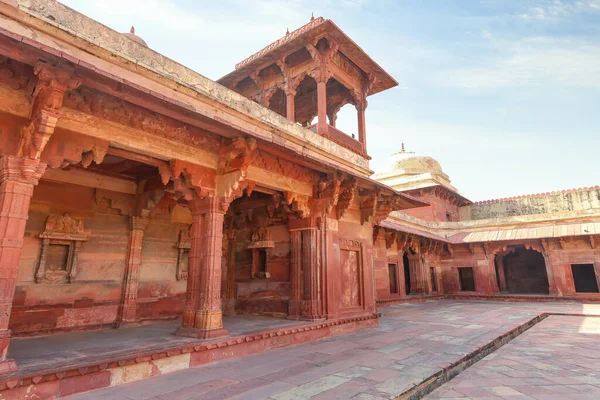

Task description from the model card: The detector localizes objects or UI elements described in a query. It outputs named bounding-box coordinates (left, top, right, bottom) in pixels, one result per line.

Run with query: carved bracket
left=285, top=191, right=311, bottom=219
left=336, top=177, right=357, bottom=220
left=19, top=62, right=82, bottom=160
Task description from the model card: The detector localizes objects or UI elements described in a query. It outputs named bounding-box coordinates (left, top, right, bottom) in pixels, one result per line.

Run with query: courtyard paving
left=425, top=314, right=600, bottom=400
left=65, top=300, right=600, bottom=400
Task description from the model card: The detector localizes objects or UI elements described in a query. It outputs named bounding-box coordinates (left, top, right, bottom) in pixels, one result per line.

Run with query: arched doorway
left=502, top=247, right=549, bottom=294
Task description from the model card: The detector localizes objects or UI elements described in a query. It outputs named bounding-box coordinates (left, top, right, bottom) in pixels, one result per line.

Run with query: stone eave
left=0, top=0, right=373, bottom=178
left=219, top=18, right=398, bottom=96
left=357, top=176, right=430, bottom=210
left=382, top=209, right=600, bottom=244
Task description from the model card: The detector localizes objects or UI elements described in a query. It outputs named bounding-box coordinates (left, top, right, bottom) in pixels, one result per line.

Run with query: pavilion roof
left=218, top=17, right=398, bottom=96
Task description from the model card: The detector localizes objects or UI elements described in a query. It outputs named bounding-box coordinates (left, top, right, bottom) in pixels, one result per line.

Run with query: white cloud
left=442, top=37, right=600, bottom=90
left=517, top=0, right=600, bottom=21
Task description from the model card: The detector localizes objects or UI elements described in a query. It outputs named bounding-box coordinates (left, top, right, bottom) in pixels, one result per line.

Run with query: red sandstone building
left=0, top=1, right=598, bottom=398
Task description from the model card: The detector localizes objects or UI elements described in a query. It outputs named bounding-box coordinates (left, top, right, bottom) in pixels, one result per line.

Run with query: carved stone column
left=177, top=197, right=229, bottom=339
left=496, top=253, right=508, bottom=292
left=301, top=226, right=323, bottom=320
left=117, top=216, right=149, bottom=325
left=316, top=78, right=328, bottom=133
left=0, top=156, right=46, bottom=373
left=542, top=251, right=558, bottom=296
left=356, top=101, right=367, bottom=152
left=288, top=229, right=302, bottom=319
left=222, top=229, right=236, bottom=316
left=286, top=89, right=295, bottom=122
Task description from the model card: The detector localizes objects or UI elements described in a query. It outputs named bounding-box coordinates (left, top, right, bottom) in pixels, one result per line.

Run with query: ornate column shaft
left=542, top=251, right=558, bottom=296
left=316, top=78, right=328, bottom=133
left=222, top=230, right=236, bottom=316
left=301, top=227, right=323, bottom=320
left=356, top=101, right=367, bottom=152
left=177, top=196, right=229, bottom=339
left=117, top=216, right=149, bottom=324
left=288, top=229, right=302, bottom=319
left=286, top=90, right=295, bottom=122
left=0, top=156, right=46, bottom=373
left=496, top=254, right=508, bottom=292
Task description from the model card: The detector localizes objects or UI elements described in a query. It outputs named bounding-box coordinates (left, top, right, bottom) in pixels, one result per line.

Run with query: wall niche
left=35, top=213, right=90, bottom=284
left=176, top=227, right=191, bottom=281
left=248, top=227, right=274, bottom=279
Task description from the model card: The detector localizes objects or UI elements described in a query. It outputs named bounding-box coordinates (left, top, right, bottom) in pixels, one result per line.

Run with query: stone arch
left=496, top=246, right=549, bottom=294
left=293, top=74, right=318, bottom=126
left=267, top=87, right=286, bottom=118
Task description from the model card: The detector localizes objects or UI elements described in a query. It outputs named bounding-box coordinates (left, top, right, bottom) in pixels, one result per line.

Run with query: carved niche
left=36, top=213, right=90, bottom=284
left=248, top=227, right=275, bottom=279
left=176, top=227, right=191, bottom=281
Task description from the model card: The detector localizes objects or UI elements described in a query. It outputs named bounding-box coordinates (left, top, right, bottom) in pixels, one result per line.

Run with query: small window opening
left=571, top=264, right=599, bottom=293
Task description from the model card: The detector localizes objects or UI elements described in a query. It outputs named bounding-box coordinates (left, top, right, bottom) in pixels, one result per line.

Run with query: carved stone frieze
left=252, top=150, right=317, bottom=184
left=63, top=86, right=221, bottom=153
left=36, top=213, right=90, bottom=284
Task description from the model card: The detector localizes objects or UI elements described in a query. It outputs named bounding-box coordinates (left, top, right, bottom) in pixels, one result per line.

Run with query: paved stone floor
left=10, top=315, right=302, bottom=375
left=65, top=300, right=600, bottom=400
left=426, top=315, right=600, bottom=400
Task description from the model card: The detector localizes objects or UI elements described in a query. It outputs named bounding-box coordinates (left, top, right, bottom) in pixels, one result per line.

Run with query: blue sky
left=61, top=0, right=600, bottom=201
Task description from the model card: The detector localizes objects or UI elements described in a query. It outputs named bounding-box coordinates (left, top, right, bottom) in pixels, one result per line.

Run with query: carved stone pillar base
left=287, top=299, right=302, bottom=320
left=0, top=330, right=16, bottom=374
left=176, top=327, right=229, bottom=340
left=299, top=300, right=324, bottom=321
left=0, top=359, right=17, bottom=375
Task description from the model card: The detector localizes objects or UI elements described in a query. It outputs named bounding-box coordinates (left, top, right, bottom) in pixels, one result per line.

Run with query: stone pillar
left=222, top=230, right=236, bottom=316
left=542, top=251, right=558, bottom=296
left=288, top=229, right=302, bottom=319
left=0, top=156, right=46, bottom=373
left=177, top=197, right=229, bottom=339
left=496, top=254, right=508, bottom=292
left=301, top=226, right=323, bottom=320
left=316, top=79, right=327, bottom=133
left=356, top=101, right=367, bottom=152
left=117, top=216, right=149, bottom=325
left=286, top=91, right=295, bottom=122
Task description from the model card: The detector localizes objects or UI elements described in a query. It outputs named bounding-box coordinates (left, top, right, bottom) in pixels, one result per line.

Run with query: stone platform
left=0, top=313, right=378, bottom=399
left=57, top=300, right=600, bottom=400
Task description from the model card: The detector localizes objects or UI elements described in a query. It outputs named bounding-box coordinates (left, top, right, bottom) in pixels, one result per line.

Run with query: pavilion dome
left=122, top=26, right=147, bottom=47
left=373, top=144, right=458, bottom=193
left=387, top=145, right=444, bottom=176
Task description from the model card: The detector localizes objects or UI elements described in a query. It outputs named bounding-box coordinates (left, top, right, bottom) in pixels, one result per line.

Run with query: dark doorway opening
left=430, top=267, right=438, bottom=292
left=571, top=264, right=599, bottom=293
left=503, top=247, right=549, bottom=294
left=458, top=267, right=476, bottom=291
left=403, top=253, right=411, bottom=295
left=388, top=264, right=398, bottom=294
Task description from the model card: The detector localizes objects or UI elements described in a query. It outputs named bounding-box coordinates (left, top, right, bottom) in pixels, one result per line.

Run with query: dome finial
left=130, top=25, right=135, bottom=34
left=401, top=142, right=405, bottom=153
left=311, top=12, right=315, bottom=21
left=286, top=27, right=290, bottom=35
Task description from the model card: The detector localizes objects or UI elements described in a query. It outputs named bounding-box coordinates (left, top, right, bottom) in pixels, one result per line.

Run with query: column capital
left=188, top=196, right=231, bottom=217
left=130, top=216, right=150, bottom=232
left=0, top=156, right=47, bottom=185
